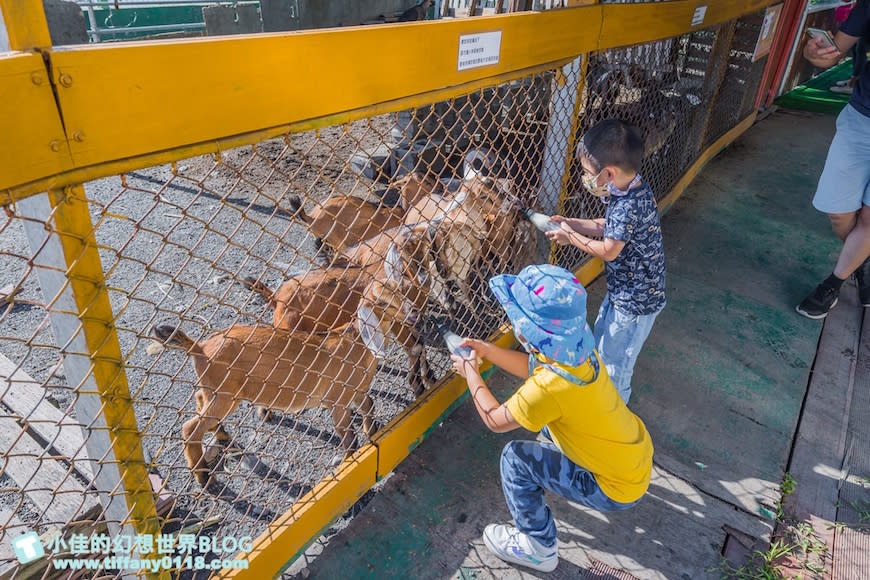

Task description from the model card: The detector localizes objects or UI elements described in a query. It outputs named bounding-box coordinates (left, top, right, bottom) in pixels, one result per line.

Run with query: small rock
left=0, top=284, right=19, bottom=304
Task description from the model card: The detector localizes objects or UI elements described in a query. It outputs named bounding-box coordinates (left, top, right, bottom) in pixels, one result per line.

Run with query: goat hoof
left=412, top=383, right=426, bottom=399
left=194, top=469, right=211, bottom=487
left=329, top=454, right=344, bottom=468
left=365, top=421, right=381, bottom=438
left=255, top=406, right=273, bottom=422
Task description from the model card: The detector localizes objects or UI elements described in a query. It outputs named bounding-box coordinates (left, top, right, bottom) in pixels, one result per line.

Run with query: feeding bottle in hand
left=437, top=323, right=474, bottom=360
left=523, top=208, right=559, bottom=233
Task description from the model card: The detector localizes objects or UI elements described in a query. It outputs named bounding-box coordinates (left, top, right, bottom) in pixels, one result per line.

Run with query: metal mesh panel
left=704, top=11, right=770, bottom=149
left=0, top=15, right=768, bottom=575
left=0, top=68, right=562, bottom=575
left=553, top=32, right=711, bottom=268
left=0, top=205, right=116, bottom=575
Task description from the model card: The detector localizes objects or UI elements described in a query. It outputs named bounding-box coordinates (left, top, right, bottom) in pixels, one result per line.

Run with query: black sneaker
left=854, top=258, right=870, bottom=307
left=796, top=284, right=839, bottom=319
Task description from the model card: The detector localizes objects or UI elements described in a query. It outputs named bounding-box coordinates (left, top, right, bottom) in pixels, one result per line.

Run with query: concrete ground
left=285, top=108, right=870, bottom=579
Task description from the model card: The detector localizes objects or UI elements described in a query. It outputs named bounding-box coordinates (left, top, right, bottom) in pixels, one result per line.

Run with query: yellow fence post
left=16, top=187, right=162, bottom=576
left=0, top=0, right=51, bottom=51
left=545, top=1, right=595, bottom=267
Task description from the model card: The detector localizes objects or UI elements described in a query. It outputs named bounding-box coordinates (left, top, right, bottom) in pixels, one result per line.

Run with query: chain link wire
left=0, top=10, right=769, bottom=576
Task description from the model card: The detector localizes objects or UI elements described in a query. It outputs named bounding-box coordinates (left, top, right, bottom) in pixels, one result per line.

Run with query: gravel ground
left=0, top=111, right=547, bottom=570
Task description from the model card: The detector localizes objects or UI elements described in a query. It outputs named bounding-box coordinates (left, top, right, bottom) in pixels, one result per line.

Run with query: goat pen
left=0, top=1, right=780, bottom=577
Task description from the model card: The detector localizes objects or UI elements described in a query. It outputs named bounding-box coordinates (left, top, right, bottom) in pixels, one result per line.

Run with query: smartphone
left=806, top=27, right=837, bottom=50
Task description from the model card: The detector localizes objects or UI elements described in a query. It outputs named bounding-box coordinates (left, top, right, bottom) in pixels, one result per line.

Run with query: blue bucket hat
left=489, top=264, right=595, bottom=367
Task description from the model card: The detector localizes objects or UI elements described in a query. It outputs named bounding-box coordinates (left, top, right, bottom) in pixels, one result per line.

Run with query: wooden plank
left=0, top=508, right=27, bottom=563
left=783, top=285, right=861, bottom=523
left=832, top=525, right=870, bottom=580
left=0, top=415, right=97, bottom=525
left=0, top=354, right=94, bottom=479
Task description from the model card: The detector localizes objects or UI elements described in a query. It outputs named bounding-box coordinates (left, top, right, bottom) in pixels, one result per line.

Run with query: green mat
left=775, top=59, right=853, bottom=115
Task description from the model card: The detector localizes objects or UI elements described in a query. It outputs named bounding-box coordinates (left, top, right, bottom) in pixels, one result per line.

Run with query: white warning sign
left=457, top=31, right=502, bottom=71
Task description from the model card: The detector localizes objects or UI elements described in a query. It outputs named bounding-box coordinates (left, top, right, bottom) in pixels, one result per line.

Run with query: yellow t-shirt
left=505, top=353, right=653, bottom=503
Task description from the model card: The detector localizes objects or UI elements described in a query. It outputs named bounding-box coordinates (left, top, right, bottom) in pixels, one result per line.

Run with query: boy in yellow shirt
left=452, top=264, right=653, bottom=573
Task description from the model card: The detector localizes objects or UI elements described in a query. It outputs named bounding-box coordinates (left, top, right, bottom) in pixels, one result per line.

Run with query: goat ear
left=357, top=305, right=388, bottom=359
left=384, top=244, right=403, bottom=282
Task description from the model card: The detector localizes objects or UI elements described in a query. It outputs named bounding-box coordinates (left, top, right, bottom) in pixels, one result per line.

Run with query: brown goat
left=286, top=173, right=441, bottom=259
left=403, top=175, right=524, bottom=317
left=243, top=265, right=373, bottom=335
left=152, top=322, right=378, bottom=486
left=244, top=223, right=439, bottom=398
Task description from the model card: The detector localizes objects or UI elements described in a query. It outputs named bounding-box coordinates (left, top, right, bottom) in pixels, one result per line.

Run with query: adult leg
left=797, top=105, right=870, bottom=318
left=828, top=211, right=858, bottom=242
left=833, top=205, right=870, bottom=280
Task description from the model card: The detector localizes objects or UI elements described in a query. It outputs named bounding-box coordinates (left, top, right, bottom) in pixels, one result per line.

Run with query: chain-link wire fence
left=0, top=5, right=772, bottom=577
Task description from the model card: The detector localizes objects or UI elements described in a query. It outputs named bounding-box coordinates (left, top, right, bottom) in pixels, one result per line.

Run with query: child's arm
left=451, top=355, right=521, bottom=433
left=549, top=215, right=604, bottom=237
left=546, top=226, right=625, bottom=262
left=463, top=338, right=530, bottom=379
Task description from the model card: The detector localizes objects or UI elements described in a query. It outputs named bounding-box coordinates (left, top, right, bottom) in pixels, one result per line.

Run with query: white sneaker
left=482, top=523, right=558, bottom=573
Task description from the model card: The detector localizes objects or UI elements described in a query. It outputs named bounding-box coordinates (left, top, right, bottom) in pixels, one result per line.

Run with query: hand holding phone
left=806, top=27, right=838, bottom=50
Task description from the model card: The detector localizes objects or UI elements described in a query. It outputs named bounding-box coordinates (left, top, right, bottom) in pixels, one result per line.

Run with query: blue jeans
left=593, top=293, right=661, bottom=404
left=500, top=430, right=638, bottom=548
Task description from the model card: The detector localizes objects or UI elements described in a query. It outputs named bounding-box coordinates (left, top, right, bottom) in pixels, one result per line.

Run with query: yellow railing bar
left=0, top=0, right=51, bottom=50
left=0, top=58, right=569, bottom=205
left=1, top=0, right=779, bottom=201
left=47, top=185, right=162, bottom=563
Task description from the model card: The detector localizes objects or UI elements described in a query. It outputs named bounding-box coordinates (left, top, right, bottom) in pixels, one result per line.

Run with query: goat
left=403, top=175, right=526, bottom=319
left=397, top=0, right=432, bottom=22
left=244, top=223, right=439, bottom=399
left=286, top=173, right=441, bottom=260
left=152, top=321, right=378, bottom=486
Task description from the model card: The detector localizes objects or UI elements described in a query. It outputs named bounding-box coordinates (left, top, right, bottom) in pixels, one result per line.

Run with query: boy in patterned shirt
left=546, top=118, right=666, bottom=404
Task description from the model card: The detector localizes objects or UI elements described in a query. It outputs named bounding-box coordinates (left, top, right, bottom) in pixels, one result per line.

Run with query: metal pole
left=536, top=55, right=584, bottom=215
left=0, top=9, right=9, bottom=51
left=17, top=189, right=161, bottom=578
left=85, top=4, right=100, bottom=43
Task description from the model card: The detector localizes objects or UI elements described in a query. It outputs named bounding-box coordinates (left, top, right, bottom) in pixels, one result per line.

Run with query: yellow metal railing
left=0, top=1, right=776, bottom=577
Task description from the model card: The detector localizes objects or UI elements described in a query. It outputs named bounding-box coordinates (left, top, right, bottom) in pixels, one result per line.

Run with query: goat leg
left=255, top=406, right=273, bottom=422
left=355, top=392, right=379, bottom=439
left=183, top=394, right=235, bottom=486
left=242, top=277, right=276, bottom=306
left=407, top=342, right=429, bottom=398
left=182, top=414, right=221, bottom=486
left=332, top=403, right=358, bottom=456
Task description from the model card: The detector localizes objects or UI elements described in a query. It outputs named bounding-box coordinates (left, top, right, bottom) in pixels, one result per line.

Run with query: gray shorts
left=813, top=104, right=870, bottom=215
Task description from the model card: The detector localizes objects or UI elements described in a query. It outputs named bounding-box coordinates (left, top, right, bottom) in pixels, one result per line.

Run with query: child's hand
left=451, top=352, right=480, bottom=379
left=461, top=338, right=490, bottom=358
left=545, top=219, right=573, bottom=246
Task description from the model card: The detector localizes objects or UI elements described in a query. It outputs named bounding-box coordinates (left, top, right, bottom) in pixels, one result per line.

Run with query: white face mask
left=581, top=168, right=611, bottom=199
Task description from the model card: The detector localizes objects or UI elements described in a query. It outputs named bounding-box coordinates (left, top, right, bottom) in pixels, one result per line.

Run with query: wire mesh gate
left=0, top=1, right=776, bottom=577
